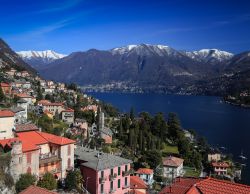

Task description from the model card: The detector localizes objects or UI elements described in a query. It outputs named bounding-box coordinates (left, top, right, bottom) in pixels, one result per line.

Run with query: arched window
left=27, top=167, right=31, bottom=174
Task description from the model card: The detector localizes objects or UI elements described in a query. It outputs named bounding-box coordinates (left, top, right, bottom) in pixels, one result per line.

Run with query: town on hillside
left=0, top=66, right=249, bottom=194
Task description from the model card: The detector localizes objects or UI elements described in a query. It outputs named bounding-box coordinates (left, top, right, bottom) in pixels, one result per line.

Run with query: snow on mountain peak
left=17, top=50, right=66, bottom=60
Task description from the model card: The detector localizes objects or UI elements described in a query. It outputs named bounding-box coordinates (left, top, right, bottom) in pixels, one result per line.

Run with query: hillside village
left=0, top=42, right=250, bottom=193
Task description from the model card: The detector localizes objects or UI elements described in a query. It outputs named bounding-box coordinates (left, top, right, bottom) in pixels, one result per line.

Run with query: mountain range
left=14, top=43, right=250, bottom=95
left=17, top=50, right=66, bottom=69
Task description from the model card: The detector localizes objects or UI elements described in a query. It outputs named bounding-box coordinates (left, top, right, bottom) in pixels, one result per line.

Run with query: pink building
left=75, top=147, right=132, bottom=194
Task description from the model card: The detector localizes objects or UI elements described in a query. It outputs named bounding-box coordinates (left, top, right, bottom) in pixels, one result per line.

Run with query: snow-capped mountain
left=111, top=44, right=180, bottom=57
left=17, top=50, right=67, bottom=69
left=183, top=49, right=233, bottom=64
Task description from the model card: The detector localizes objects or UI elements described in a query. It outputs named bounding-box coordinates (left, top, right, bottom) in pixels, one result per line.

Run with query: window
left=68, top=145, right=71, bottom=156
left=27, top=153, right=32, bottom=164
left=101, top=171, right=104, bottom=178
left=101, top=184, right=104, bottom=193
left=19, top=157, right=22, bottom=164
left=111, top=168, right=113, bottom=175
left=118, top=167, right=121, bottom=175
left=125, top=165, right=128, bottom=172
left=68, top=158, right=71, bottom=168
left=118, top=179, right=121, bottom=188
left=125, top=177, right=128, bottom=186
left=110, top=181, right=113, bottom=190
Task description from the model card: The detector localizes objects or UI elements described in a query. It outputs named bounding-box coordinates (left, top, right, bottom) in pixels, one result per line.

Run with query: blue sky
left=0, top=0, right=250, bottom=54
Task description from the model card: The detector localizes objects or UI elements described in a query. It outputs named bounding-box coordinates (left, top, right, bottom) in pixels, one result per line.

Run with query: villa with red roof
left=130, top=176, right=148, bottom=194
left=135, top=168, right=154, bottom=185
left=0, top=127, right=75, bottom=181
left=162, top=156, right=184, bottom=180
left=212, top=162, right=230, bottom=176
left=0, top=82, right=11, bottom=95
left=159, top=177, right=250, bottom=194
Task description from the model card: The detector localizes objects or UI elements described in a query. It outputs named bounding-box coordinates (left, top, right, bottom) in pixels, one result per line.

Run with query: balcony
left=109, top=188, right=116, bottom=193
left=39, top=153, right=61, bottom=165
left=109, top=173, right=117, bottom=181
left=99, top=176, right=107, bottom=184
left=122, top=169, right=133, bottom=177
left=39, top=168, right=61, bottom=177
left=122, top=184, right=130, bottom=189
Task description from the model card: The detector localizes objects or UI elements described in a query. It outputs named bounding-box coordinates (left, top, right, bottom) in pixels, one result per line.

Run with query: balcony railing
left=39, top=168, right=61, bottom=177
left=109, top=173, right=117, bottom=181
left=39, top=153, right=61, bottom=165
left=99, top=176, right=107, bottom=184
left=109, top=188, right=116, bottom=193
left=122, top=184, right=130, bottom=189
left=122, top=169, right=133, bottom=177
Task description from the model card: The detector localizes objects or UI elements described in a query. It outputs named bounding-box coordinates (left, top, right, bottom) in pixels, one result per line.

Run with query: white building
left=0, top=110, right=15, bottom=140
left=135, top=168, right=154, bottom=185
left=162, top=156, right=184, bottom=180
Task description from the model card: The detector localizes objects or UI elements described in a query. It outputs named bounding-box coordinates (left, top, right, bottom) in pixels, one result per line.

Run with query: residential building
left=99, top=127, right=113, bottom=144
left=17, top=99, right=28, bottom=119
left=75, top=147, right=132, bottom=194
left=212, top=162, right=229, bottom=176
left=5, top=68, right=16, bottom=76
left=0, top=82, right=11, bottom=95
left=81, top=105, right=98, bottom=115
left=0, top=128, right=75, bottom=181
left=130, top=176, right=148, bottom=194
left=38, top=100, right=64, bottom=116
left=135, top=168, right=154, bottom=185
left=10, top=107, right=26, bottom=124
left=20, top=185, right=58, bottom=194
left=15, top=93, right=33, bottom=105
left=162, top=156, right=184, bottom=180
left=61, top=108, right=75, bottom=124
left=159, top=177, right=250, bottom=194
left=208, top=152, right=221, bottom=162
left=0, top=110, right=15, bottom=139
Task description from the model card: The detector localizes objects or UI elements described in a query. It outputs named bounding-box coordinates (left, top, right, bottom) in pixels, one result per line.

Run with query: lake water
left=87, top=92, right=250, bottom=184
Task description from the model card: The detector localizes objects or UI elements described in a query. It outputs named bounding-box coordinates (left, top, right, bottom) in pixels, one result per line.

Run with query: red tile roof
left=135, top=168, right=154, bottom=175
left=159, top=177, right=250, bottom=194
left=159, top=177, right=201, bottom=194
left=16, top=93, right=32, bottom=98
left=15, top=123, right=39, bottom=132
left=62, top=108, right=74, bottom=112
left=212, top=162, right=230, bottom=168
left=38, top=100, right=51, bottom=105
left=130, top=176, right=148, bottom=190
left=0, top=110, right=15, bottom=117
left=19, top=185, right=58, bottom=194
left=38, top=131, right=75, bottom=145
left=0, top=82, right=10, bottom=87
left=0, top=131, right=75, bottom=152
left=163, top=156, right=184, bottom=167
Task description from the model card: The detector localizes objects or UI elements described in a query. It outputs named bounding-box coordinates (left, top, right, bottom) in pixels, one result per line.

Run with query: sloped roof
left=212, top=162, right=230, bottom=168
left=135, top=168, right=153, bottom=175
left=163, top=156, right=184, bottom=167
left=0, top=82, right=10, bottom=87
left=130, top=176, right=148, bottom=189
left=0, top=131, right=75, bottom=152
left=10, top=106, right=25, bottom=113
left=159, top=177, right=250, bottom=194
left=75, top=147, right=132, bottom=171
left=15, top=123, right=39, bottom=132
left=0, top=110, right=15, bottom=117
left=19, top=185, right=58, bottom=194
